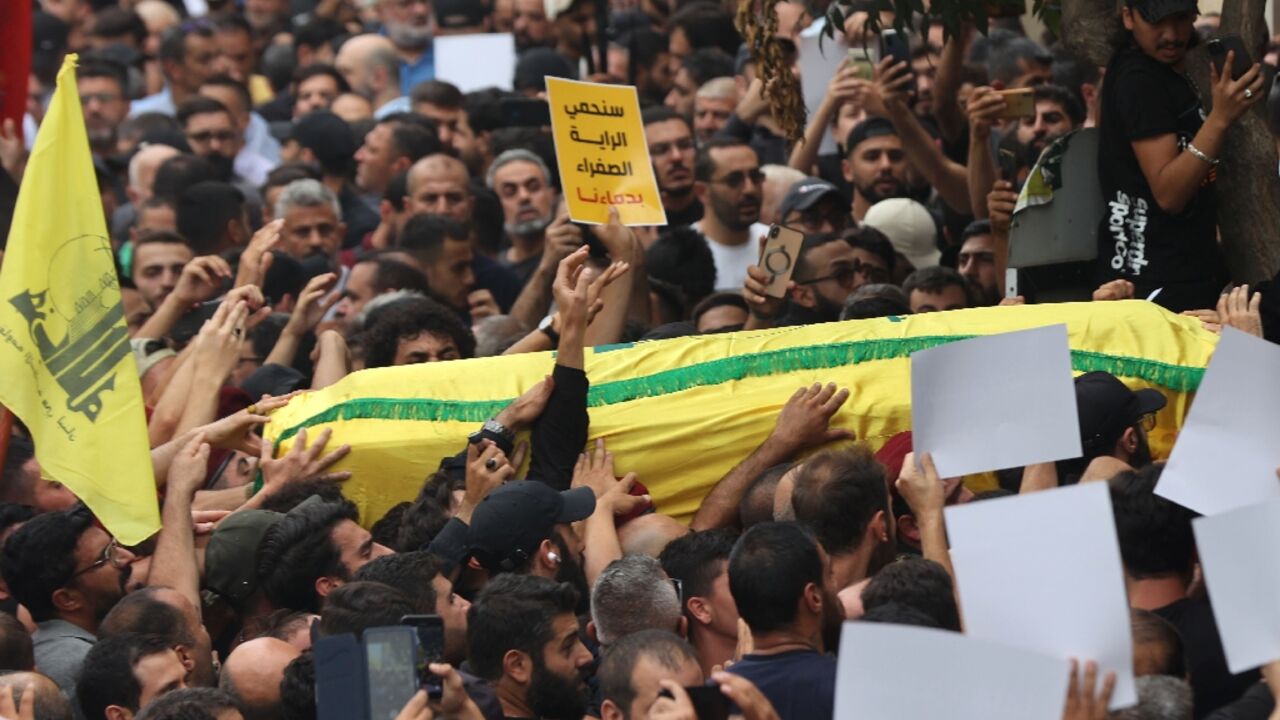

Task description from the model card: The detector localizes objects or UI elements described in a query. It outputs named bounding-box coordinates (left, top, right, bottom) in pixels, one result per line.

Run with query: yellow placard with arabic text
left=547, top=77, right=667, bottom=226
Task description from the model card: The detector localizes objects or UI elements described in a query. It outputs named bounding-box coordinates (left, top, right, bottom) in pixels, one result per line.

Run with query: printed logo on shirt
left=1107, top=191, right=1150, bottom=277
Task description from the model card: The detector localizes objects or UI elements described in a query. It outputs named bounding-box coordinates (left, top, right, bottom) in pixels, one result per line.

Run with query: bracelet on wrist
left=1185, top=142, right=1219, bottom=167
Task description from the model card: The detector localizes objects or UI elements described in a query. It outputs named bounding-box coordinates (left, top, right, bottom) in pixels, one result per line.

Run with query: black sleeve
left=1113, top=61, right=1180, bottom=141
left=425, top=517, right=471, bottom=574
left=1205, top=682, right=1274, bottom=720
left=526, top=364, right=589, bottom=490
left=714, top=113, right=754, bottom=143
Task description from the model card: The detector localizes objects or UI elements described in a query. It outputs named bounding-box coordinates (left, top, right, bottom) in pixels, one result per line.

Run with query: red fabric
left=874, top=431, right=914, bottom=483
left=0, top=0, right=31, bottom=136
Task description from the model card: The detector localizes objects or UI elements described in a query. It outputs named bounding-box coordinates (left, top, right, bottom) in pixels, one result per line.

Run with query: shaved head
left=220, top=637, right=300, bottom=720
left=405, top=153, right=473, bottom=223
left=619, top=514, right=692, bottom=558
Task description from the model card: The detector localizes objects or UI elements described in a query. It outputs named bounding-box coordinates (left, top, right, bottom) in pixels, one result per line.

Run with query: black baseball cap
left=778, top=177, right=849, bottom=221
left=287, top=110, right=357, bottom=175
left=1128, top=0, right=1199, bottom=23
left=844, top=117, right=898, bottom=153
left=435, top=0, right=486, bottom=29
left=1074, top=371, right=1167, bottom=453
left=468, top=481, right=596, bottom=572
left=514, top=47, right=577, bottom=92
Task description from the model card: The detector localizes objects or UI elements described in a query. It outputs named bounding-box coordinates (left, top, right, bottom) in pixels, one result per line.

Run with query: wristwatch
left=537, top=315, right=561, bottom=346
left=469, top=418, right=515, bottom=447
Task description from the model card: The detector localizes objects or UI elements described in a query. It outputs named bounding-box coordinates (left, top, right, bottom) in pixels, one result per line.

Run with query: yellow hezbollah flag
left=0, top=55, right=159, bottom=544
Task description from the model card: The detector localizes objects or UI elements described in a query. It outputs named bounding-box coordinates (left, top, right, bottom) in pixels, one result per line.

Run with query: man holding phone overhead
left=1097, top=0, right=1265, bottom=311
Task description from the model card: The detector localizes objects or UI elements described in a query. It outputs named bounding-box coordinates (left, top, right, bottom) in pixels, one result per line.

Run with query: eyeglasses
left=1139, top=412, right=1157, bottom=432
left=670, top=578, right=683, bottom=604
left=649, top=138, right=695, bottom=157
left=798, top=260, right=889, bottom=288
left=187, top=130, right=237, bottom=144
left=80, top=92, right=122, bottom=105
left=711, top=168, right=765, bottom=190
left=796, top=209, right=851, bottom=233
left=71, top=537, right=129, bottom=578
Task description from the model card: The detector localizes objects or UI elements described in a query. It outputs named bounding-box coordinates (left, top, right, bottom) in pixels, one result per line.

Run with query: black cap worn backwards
left=1074, top=371, right=1167, bottom=454
left=467, top=481, right=596, bottom=573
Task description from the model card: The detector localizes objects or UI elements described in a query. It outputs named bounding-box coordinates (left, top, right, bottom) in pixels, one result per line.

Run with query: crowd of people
left=3, top=0, right=1280, bottom=717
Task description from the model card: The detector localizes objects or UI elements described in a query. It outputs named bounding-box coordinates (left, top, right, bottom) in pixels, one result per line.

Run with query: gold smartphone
left=759, top=225, right=805, bottom=298
left=847, top=47, right=876, bottom=81
left=994, top=88, right=1035, bottom=120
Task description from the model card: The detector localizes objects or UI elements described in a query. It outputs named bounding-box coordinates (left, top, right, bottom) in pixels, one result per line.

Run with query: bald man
left=334, top=35, right=409, bottom=119
left=405, top=153, right=473, bottom=223
left=619, top=515, right=691, bottom=558
left=0, top=671, right=73, bottom=720
left=219, top=638, right=300, bottom=720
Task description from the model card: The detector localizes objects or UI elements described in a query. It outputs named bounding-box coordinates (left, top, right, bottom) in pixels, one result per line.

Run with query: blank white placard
left=1194, top=497, right=1280, bottom=673
left=945, top=482, right=1136, bottom=708
left=434, top=34, right=517, bottom=92
left=1156, top=327, right=1280, bottom=516
left=911, top=324, right=1081, bottom=478
left=835, top=622, right=1071, bottom=720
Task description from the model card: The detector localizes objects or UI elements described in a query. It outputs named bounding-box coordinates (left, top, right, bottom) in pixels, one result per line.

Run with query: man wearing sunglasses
left=692, top=139, right=769, bottom=291
left=0, top=505, right=139, bottom=699
left=1055, top=371, right=1166, bottom=485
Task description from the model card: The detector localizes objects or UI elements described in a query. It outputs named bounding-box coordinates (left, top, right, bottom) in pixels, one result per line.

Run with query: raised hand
left=648, top=681, right=697, bottom=720
left=965, top=86, right=1007, bottom=138
left=1092, top=279, right=1135, bottom=302
left=193, top=299, right=250, bottom=383
left=552, top=245, right=593, bottom=325
left=258, top=427, right=352, bottom=493
left=765, top=383, right=855, bottom=456
left=1061, top=660, right=1116, bottom=720
left=198, top=393, right=294, bottom=454
left=286, top=272, right=340, bottom=336
left=168, top=433, right=212, bottom=500
left=896, top=451, right=945, bottom=516
left=1217, top=284, right=1263, bottom=338
left=541, top=212, right=584, bottom=268
left=173, top=256, right=234, bottom=307
left=1208, top=51, right=1265, bottom=127
left=467, top=289, right=501, bottom=323
left=711, top=671, right=781, bottom=720
left=457, top=439, right=514, bottom=523
left=987, top=181, right=1019, bottom=233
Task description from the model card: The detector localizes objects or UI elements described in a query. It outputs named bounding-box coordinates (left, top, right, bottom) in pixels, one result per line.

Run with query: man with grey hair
left=276, top=179, right=348, bottom=269
left=0, top=671, right=73, bottom=720
left=374, top=0, right=435, bottom=94
left=693, top=77, right=737, bottom=144
left=589, top=555, right=685, bottom=647
left=487, top=149, right=560, bottom=285
left=598, top=630, right=703, bottom=720
left=334, top=35, right=410, bottom=119
left=1112, top=675, right=1193, bottom=720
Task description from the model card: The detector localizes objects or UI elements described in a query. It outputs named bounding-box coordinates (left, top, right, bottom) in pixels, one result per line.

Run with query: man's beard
left=810, top=292, right=844, bottom=323
left=551, top=533, right=590, bottom=614
left=505, top=210, right=554, bottom=237
left=709, top=191, right=759, bottom=232
left=1130, top=433, right=1153, bottom=468
left=527, top=656, right=588, bottom=720
left=87, top=124, right=116, bottom=150
left=386, top=20, right=432, bottom=50
left=855, top=176, right=905, bottom=205
left=202, top=153, right=235, bottom=182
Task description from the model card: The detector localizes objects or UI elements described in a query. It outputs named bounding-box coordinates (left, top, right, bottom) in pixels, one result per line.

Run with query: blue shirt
left=727, top=649, right=836, bottom=720
left=400, top=44, right=435, bottom=95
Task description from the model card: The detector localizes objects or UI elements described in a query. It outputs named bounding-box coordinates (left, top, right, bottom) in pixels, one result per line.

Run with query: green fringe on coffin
left=275, top=335, right=1205, bottom=442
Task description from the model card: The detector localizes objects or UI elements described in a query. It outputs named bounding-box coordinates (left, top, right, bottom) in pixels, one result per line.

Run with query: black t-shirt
left=1155, top=596, right=1259, bottom=718
left=1096, top=44, right=1225, bottom=311
left=664, top=197, right=704, bottom=227
left=727, top=649, right=836, bottom=720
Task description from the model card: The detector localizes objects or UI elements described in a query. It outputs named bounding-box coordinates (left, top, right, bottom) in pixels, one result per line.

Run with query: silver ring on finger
left=485, top=457, right=500, bottom=471
left=232, top=327, right=243, bottom=338
left=1245, top=88, right=1255, bottom=99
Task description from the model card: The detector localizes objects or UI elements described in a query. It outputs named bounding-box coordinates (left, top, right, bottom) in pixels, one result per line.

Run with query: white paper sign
left=1156, top=327, right=1280, bottom=516
left=434, top=33, right=517, bottom=92
left=1193, top=497, right=1280, bottom=673
left=835, top=623, right=1072, bottom=720
left=945, top=482, right=1136, bottom=708
left=911, top=324, right=1082, bottom=478
left=798, top=24, right=847, bottom=156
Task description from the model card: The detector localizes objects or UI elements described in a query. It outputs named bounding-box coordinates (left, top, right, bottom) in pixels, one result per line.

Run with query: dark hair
left=984, top=30, right=1051, bottom=86
left=255, top=478, right=346, bottom=514
left=668, top=2, right=742, bottom=58
left=363, top=257, right=431, bottom=297
left=76, top=58, right=127, bottom=94
left=694, top=137, right=751, bottom=182
left=411, top=80, right=465, bottom=109
left=793, top=231, right=847, bottom=281
left=354, top=551, right=442, bottom=609
left=385, top=122, right=443, bottom=164
left=399, top=214, right=470, bottom=265
left=1130, top=608, right=1186, bottom=677
left=902, top=266, right=971, bottom=302
left=90, top=7, right=147, bottom=45
left=860, top=559, right=960, bottom=631
left=0, top=612, right=33, bottom=671
left=176, top=96, right=233, bottom=129
left=1051, top=47, right=1100, bottom=111
left=0, top=671, right=72, bottom=719
left=466, top=574, right=580, bottom=681
left=200, top=75, right=252, bottom=120
left=1033, top=83, right=1086, bottom=127
left=843, top=197, right=893, bottom=251
left=294, top=17, right=343, bottom=50
left=792, top=447, right=889, bottom=555
left=135, top=688, right=242, bottom=720
left=369, top=502, right=409, bottom=550
left=728, top=523, right=823, bottom=634
left=256, top=498, right=360, bottom=612
left=859, top=601, right=941, bottom=628
left=279, top=652, right=315, bottom=720
left=659, top=528, right=736, bottom=611
left=152, top=155, right=218, bottom=205
left=1109, top=464, right=1197, bottom=579
left=395, top=472, right=462, bottom=551
left=77, top=633, right=174, bottom=720
left=739, top=464, right=790, bottom=527
left=0, top=502, right=36, bottom=539
left=0, top=505, right=94, bottom=622
left=292, top=64, right=350, bottom=95
left=0, top=435, right=35, bottom=505
left=159, top=24, right=212, bottom=64
left=620, top=28, right=669, bottom=74
left=176, top=181, right=245, bottom=255
left=99, top=587, right=195, bottom=647
left=319, top=581, right=423, bottom=639
left=692, top=292, right=749, bottom=332
left=647, top=227, right=716, bottom=313
left=680, top=48, right=735, bottom=86
left=598, top=630, right=697, bottom=713
left=362, top=295, right=476, bottom=368
left=264, top=163, right=322, bottom=195
left=641, top=105, right=691, bottom=131
left=959, top=219, right=993, bottom=244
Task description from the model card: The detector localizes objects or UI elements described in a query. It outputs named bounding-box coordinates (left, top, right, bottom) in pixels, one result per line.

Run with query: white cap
left=861, top=198, right=940, bottom=270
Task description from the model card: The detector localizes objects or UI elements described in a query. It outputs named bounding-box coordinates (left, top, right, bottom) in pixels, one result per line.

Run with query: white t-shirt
left=694, top=221, right=770, bottom=291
